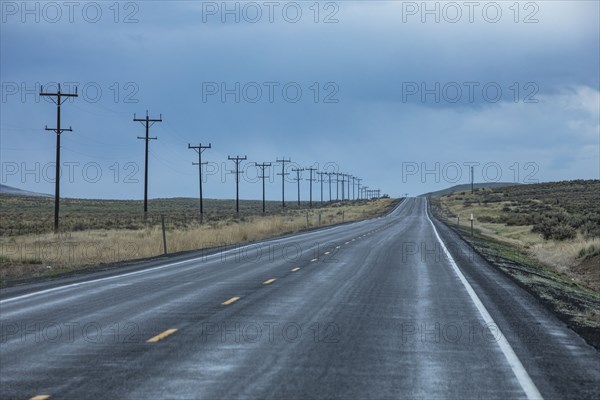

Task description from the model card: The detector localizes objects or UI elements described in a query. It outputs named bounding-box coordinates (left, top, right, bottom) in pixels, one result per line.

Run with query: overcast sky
left=1, top=1, right=598, bottom=200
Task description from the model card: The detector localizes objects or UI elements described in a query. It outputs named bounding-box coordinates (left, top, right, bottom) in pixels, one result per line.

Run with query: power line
left=228, top=155, right=247, bottom=215
left=292, top=167, right=304, bottom=206
left=40, top=83, right=78, bottom=233
left=276, top=157, right=291, bottom=210
left=256, top=162, right=272, bottom=213
left=189, top=143, right=211, bottom=223
left=134, top=110, right=162, bottom=219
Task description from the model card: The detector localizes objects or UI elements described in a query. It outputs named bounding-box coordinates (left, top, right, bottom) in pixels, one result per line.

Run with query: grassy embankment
left=0, top=195, right=396, bottom=284
left=431, top=180, right=600, bottom=348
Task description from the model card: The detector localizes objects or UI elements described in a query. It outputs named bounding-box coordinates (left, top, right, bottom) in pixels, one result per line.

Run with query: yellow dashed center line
left=222, top=296, right=241, bottom=305
left=30, top=396, right=50, bottom=400
left=146, top=328, right=177, bottom=343
left=263, top=278, right=276, bottom=285
left=291, top=267, right=301, bottom=272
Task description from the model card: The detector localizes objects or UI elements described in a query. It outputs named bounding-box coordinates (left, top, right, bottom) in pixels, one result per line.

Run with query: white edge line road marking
left=0, top=199, right=412, bottom=305
left=424, top=199, right=543, bottom=400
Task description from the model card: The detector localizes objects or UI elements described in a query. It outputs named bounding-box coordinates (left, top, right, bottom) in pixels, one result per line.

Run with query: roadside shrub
left=478, top=215, right=500, bottom=223
left=581, top=219, right=600, bottom=239
left=532, top=214, right=577, bottom=240
left=501, top=212, right=535, bottom=226
left=482, top=193, right=503, bottom=203
left=463, top=200, right=475, bottom=207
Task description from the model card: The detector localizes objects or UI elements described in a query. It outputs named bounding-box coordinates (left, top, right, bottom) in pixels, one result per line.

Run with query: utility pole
left=336, top=173, right=340, bottom=200
left=306, top=167, right=317, bottom=208
left=317, top=172, right=327, bottom=205
left=357, top=178, right=362, bottom=200
left=470, top=166, right=474, bottom=194
left=134, top=110, right=162, bottom=219
left=346, top=174, right=352, bottom=201
left=276, top=158, right=291, bottom=210
left=228, top=155, right=247, bottom=215
left=340, top=174, right=345, bottom=201
left=352, top=176, right=356, bottom=200
left=40, top=83, right=78, bottom=233
left=292, top=168, right=304, bottom=206
left=188, top=143, right=211, bottom=223
left=327, top=173, right=333, bottom=202
left=256, top=162, right=271, bottom=213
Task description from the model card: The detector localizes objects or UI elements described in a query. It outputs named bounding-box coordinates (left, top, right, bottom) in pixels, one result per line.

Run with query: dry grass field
left=436, top=180, right=600, bottom=291
left=0, top=196, right=396, bottom=284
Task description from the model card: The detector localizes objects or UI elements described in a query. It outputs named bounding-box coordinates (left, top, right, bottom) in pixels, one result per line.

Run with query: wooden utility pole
left=292, top=168, right=304, bottom=206
left=134, top=110, right=162, bottom=219
left=188, top=143, right=211, bottom=223
left=228, top=155, right=247, bottom=215
left=276, top=158, right=291, bottom=210
left=256, top=162, right=271, bottom=213
left=317, top=172, right=327, bottom=205
left=306, top=167, right=317, bottom=208
left=40, top=83, right=78, bottom=233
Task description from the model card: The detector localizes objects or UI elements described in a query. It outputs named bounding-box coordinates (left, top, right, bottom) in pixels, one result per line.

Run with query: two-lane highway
left=1, top=198, right=598, bottom=399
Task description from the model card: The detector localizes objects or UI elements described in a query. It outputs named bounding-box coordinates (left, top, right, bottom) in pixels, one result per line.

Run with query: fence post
left=161, top=215, right=168, bottom=255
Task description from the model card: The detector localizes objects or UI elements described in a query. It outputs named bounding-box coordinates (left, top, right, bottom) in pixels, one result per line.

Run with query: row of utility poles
left=39, top=89, right=381, bottom=231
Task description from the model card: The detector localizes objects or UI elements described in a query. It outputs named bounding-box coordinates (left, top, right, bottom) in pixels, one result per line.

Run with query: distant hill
left=0, top=184, right=51, bottom=197
left=420, top=182, right=520, bottom=198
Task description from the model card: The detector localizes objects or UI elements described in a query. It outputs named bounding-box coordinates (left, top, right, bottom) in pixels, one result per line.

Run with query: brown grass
left=438, top=190, right=599, bottom=291
left=0, top=199, right=394, bottom=284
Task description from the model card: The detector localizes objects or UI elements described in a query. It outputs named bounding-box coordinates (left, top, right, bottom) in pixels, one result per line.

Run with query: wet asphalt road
left=1, top=198, right=598, bottom=399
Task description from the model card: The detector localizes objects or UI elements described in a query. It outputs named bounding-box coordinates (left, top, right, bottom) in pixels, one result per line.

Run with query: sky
left=1, top=0, right=599, bottom=200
